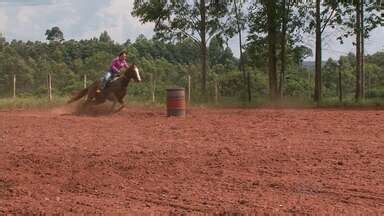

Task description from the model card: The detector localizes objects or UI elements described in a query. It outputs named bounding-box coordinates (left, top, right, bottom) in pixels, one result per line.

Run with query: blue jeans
left=100, top=71, right=113, bottom=90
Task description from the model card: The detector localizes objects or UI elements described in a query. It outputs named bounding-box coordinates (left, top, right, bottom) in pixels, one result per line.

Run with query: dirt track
left=1, top=106, right=384, bottom=214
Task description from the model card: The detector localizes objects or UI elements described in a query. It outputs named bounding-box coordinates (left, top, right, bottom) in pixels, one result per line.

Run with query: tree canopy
left=0, top=0, right=383, bottom=104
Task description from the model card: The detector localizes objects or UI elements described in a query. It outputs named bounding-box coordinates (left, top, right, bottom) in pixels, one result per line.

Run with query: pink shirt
left=110, top=57, right=129, bottom=73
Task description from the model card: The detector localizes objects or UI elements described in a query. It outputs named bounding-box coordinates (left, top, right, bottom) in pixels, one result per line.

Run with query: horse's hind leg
left=108, top=95, right=125, bottom=113
left=79, top=98, right=93, bottom=115
left=110, top=102, right=117, bottom=113
left=114, top=103, right=124, bottom=113
left=108, top=94, right=119, bottom=113
left=115, top=98, right=125, bottom=113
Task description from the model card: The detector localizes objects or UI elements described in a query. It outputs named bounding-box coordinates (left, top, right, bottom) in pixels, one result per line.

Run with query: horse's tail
left=67, top=87, right=89, bottom=104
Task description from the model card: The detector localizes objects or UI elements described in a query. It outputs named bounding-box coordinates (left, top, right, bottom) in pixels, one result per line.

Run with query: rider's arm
left=110, top=59, right=120, bottom=73
left=111, top=65, right=119, bottom=73
left=123, top=60, right=129, bottom=69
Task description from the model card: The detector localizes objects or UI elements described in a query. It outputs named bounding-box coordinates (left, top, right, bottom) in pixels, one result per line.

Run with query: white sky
left=0, top=0, right=383, bottom=61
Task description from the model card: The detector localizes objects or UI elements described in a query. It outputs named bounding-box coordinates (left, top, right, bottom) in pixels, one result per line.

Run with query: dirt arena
left=0, top=105, right=384, bottom=214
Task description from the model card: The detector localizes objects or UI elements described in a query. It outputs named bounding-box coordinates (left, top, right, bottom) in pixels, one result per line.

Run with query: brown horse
left=67, top=64, right=142, bottom=113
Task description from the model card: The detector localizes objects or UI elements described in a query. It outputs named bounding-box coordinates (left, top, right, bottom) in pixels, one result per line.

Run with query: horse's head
left=124, top=64, right=142, bottom=82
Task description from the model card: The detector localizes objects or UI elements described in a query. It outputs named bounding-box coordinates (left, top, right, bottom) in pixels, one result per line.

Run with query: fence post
left=308, top=70, right=311, bottom=98
left=83, top=74, right=87, bottom=88
left=214, top=79, right=218, bottom=103
left=150, top=73, right=155, bottom=103
left=48, top=73, right=52, bottom=101
left=12, top=74, right=16, bottom=99
left=338, top=66, right=342, bottom=102
left=187, top=75, right=191, bottom=104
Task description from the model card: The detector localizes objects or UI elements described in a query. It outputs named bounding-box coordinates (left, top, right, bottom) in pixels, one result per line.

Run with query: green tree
left=0, top=33, right=6, bottom=51
left=132, top=0, right=234, bottom=96
left=248, top=1, right=279, bottom=99
left=45, top=26, right=64, bottom=43
left=302, top=0, right=344, bottom=102
left=208, top=36, right=225, bottom=67
left=99, top=31, right=112, bottom=43
left=335, top=1, right=382, bottom=100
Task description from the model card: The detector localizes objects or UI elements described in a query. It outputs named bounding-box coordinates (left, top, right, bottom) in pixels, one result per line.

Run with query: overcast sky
left=0, top=0, right=383, bottom=61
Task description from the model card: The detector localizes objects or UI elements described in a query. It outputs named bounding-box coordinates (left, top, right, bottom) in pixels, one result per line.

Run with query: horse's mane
left=118, top=64, right=137, bottom=80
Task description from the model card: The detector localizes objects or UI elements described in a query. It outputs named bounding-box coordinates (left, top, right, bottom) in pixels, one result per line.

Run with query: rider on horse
left=97, top=50, right=129, bottom=93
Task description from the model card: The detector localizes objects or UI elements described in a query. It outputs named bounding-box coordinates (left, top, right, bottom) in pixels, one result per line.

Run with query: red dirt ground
left=0, top=106, right=384, bottom=214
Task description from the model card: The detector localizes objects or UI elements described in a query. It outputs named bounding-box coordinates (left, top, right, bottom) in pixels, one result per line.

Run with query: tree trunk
left=234, top=0, right=251, bottom=102
left=200, top=0, right=208, bottom=97
left=201, top=43, right=208, bottom=97
left=361, top=0, right=365, bottom=99
left=279, top=0, right=288, bottom=98
left=314, top=0, right=322, bottom=103
left=234, top=0, right=245, bottom=83
left=355, top=0, right=362, bottom=101
left=266, top=1, right=278, bottom=99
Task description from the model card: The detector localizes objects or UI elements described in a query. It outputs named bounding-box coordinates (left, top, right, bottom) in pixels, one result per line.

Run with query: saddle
left=105, top=75, right=120, bottom=87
